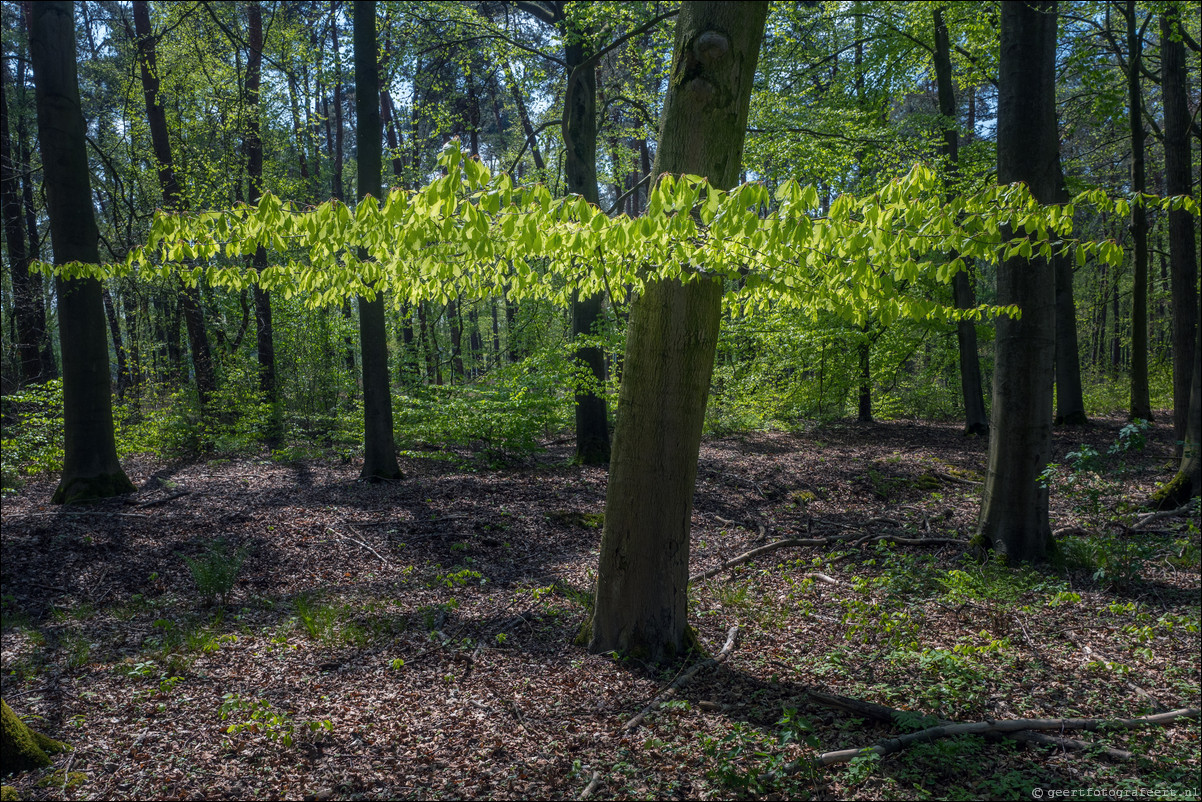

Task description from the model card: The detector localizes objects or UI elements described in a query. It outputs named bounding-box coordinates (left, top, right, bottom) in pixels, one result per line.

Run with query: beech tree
left=29, top=0, right=134, bottom=503
left=354, top=0, right=402, bottom=482
left=974, top=0, right=1060, bottom=563
left=588, top=0, right=769, bottom=663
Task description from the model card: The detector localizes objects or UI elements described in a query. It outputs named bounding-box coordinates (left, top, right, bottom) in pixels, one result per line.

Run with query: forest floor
left=1, top=415, right=1199, bottom=801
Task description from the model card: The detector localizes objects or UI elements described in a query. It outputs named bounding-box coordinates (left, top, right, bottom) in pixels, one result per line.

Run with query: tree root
left=621, top=625, right=739, bottom=732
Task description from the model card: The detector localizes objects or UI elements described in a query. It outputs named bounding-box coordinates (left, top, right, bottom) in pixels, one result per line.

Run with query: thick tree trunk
left=1, top=699, right=69, bottom=776
left=1125, top=0, right=1152, bottom=421
left=133, top=0, right=216, bottom=410
left=30, top=0, right=135, bottom=504
left=353, top=0, right=401, bottom=482
left=246, top=1, right=281, bottom=446
left=1161, top=3, right=1199, bottom=457
left=932, top=8, right=988, bottom=435
left=974, top=0, right=1059, bottom=564
left=589, top=1, right=768, bottom=663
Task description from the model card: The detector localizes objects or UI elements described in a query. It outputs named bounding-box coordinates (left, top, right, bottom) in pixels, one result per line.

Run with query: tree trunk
left=563, top=27, right=611, bottom=464
left=1, top=53, right=49, bottom=386
left=1054, top=250, right=1088, bottom=424
left=102, top=287, right=129, bottom=400
left=133, top=0, right=216, bottom=410
left=932, top=7, right=987, bottom=435
left=352, top=0, right=401, bottom=482
left=589, top=1, right=768, bottom=663
left=1, top=698, right=69, bottom=776
left=246, top=1, right=281, bottom=446
left=1161, top=2, right=1199, bottom=456
left=1150, top=323, right=1201, bottom=508
left=30, top=0, right=135, bottom=504
left=974, top=0, right=1059, bottom=564
left=1125, top=0, right=1152, bottom=421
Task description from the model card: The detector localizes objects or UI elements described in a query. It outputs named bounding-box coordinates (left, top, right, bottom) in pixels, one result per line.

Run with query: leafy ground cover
left=1, top=415, right=1198, bottom=800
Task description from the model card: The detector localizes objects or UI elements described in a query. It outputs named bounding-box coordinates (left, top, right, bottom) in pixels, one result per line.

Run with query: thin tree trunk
left=30, top=0, right=134, bottom=503
left=974, top=0, right=1059, bottom=564
left=589, top=1, right=768, bottom=663
left=1054, top=250, right=1088, bottom=424
left=1125, top=0, right=1152, bottom=420
left=133, top=0, right=216, bottom=410
left=1161, top=2, right=1199, bottom=455
left=352, top=0, right=401, bottom=482
left=102, top=287, right=129, bottom=400
left=247, top=1, right=281, bottom=446
left=932, top=7, right=987, bottom=435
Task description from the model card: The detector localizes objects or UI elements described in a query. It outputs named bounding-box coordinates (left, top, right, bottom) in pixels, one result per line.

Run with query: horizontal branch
left=621, top=625, right=739, bottom=732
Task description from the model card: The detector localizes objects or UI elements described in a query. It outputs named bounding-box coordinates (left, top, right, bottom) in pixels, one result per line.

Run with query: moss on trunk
left=1, top=699, right=69, bottom=776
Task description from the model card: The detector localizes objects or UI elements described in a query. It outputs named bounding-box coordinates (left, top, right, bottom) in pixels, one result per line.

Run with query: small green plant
left=180, top=539, right=249, bottom=607
left=436, top=567, right=485, bottom=588
left=219, top=693, right=332, bottom=747
left=702, top=708, right=818, bottom=796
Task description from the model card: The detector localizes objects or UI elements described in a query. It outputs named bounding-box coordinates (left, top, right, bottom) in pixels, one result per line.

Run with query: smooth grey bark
left=1124, top=0, right=1152, bottom=421
left=589, top=1, right=768, bottom=663
left=932, top=7, right=987, bottom=435
left=1161, top=3, right=1199, bottom=457
left=353, top=0, right=401, bottom=482
left=30, top=0, right=134, bottom=504
left=974, top=0, right=1059, bottom=563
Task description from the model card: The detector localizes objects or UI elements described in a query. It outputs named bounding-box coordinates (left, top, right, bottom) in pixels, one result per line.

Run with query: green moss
left=2, top=699, right=69, bottom=776
left=574, top=615, right=593, bottom=648
left=1149, top=470, right=1196, bottom=510
left=1, top=784, right=20, bottom=801
left=548, top=510, right=604, bottom=529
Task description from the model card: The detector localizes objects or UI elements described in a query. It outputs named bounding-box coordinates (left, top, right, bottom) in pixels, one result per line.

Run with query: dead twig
left=1131, top=503, right=1194, bottom=531
left=328, top=526, right=392, bottom=567
left=621, top=625, right=739, bottom=732
left=815, top=707, right=1199, bottom=765
left=578, top=771, right=603, bottom=800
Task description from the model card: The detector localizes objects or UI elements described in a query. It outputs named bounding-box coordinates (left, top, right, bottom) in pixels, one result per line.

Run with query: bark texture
left=589, top=1, right=768, bottom=663
left=30, top=0, right=135, bottom=504
left=1124, top=0, right=1152, bottom=421
left=975, top=0, right=1059, bottom=563
left=1161, top=3, right=1199, bottom=457
left=353, top=0, right=401, bottom=482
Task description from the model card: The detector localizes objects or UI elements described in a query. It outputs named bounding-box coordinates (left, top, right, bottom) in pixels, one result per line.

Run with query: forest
left=0, top=0, right=1199, bottom=799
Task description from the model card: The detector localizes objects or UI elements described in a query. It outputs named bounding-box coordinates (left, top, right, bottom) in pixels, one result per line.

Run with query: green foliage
left=1057, top=534, right=1151, bottom=591
left=702, top=708, right=818, bottom=796
left=179, top=539, right=249, bottom=607
left=1, top=380, right=65, bottom=492
left=218, top=693, right=332, bottom=748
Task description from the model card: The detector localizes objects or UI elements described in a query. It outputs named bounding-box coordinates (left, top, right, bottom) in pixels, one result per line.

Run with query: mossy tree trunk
left=1152, top=323, right=1201, bottom=509
left=588, top=0, right=768, bottom=664
left=975, top=0, right=1059, bottom=563
left=1, top=699, right=68, bottom=776
left=31, top=0, right=135, bottom=504
left=354, top=0, right=401, bottom=483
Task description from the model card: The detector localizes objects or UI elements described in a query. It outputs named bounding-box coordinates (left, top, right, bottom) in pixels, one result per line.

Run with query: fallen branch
left=692, top=534, right=965, bottom=582
left=578, top=771, right=603, bottom=800
left=1131, top=503, right=1194, bottom=530
left=805, top=690, right=1131, bottom=761
left=329, top=526, right=392, bottom=567
left=816, top=707, right=1199, bottom=765
left=621, top=625, right=739, bottom=732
